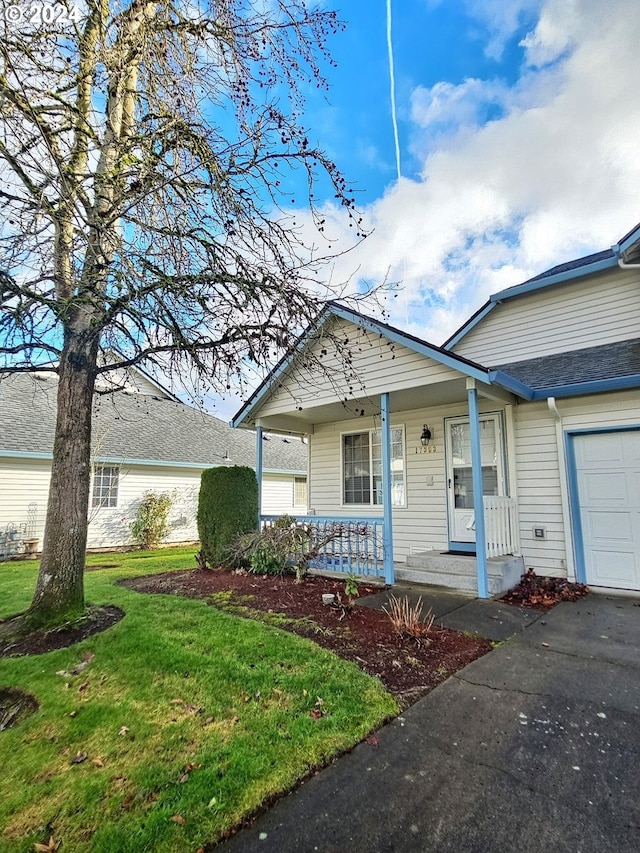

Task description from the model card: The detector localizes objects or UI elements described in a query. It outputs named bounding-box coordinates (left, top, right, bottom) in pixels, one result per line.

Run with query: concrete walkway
left=216, top=592, right=640, bottom=852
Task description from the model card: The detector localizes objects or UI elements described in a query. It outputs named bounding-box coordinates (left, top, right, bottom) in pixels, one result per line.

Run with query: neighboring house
left=231, top=223, right=640, bottom=597
left=0, top=371, right=307, bottom=553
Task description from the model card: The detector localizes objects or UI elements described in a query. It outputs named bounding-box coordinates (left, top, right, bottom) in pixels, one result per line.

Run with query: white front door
left=446, top=413, right=506, bottom=544
left=573, top=430, right=640, bottom=590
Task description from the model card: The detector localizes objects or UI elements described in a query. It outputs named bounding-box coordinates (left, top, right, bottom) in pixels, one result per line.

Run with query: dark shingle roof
left=492, top=338, right=640, bottom=390
left=0, top=373, right=307, bottom=472
left=518, top=249, right=615, bottom=286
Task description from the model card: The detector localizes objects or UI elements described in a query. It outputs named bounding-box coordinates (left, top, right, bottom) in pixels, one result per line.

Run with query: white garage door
left=574, top=430, right=640, bottom=590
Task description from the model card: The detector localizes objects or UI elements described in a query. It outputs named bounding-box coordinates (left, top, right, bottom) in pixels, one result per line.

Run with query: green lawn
left=0, top=549, right=397, bottom=852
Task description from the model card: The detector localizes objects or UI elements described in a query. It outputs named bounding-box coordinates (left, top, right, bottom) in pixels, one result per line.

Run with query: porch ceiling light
left=420, top=424, right=432, bottom=446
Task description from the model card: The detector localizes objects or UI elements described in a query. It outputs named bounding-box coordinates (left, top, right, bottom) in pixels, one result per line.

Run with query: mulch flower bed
left=121, top=569, right=493, bottom=708
left=3, top=566, right=588, bottom=708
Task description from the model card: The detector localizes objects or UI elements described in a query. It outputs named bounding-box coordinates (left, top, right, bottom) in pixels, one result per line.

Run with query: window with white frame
left=342, top=427, right=405, bottom=506
left=92, top=465, right=120, bottom=508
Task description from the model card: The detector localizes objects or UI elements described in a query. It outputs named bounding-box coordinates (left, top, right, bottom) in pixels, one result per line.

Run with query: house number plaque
left=415, top=445, right=437, bottom=454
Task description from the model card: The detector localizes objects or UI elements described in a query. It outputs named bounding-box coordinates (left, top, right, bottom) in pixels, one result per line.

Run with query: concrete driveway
left=216, top=593, right=640, bottom=852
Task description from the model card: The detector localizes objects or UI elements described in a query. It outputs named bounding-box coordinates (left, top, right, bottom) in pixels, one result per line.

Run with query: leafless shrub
left=382, top=594, right=435, bottom=646
left=230, top=515, right=354, bottom=583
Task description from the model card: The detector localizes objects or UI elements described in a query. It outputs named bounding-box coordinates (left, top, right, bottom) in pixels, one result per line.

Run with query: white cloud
left=411, top=78, right=509, bottom=137
left=298, top=0, right=640, bottom=348
left=465, top=0, right=544, bottom=60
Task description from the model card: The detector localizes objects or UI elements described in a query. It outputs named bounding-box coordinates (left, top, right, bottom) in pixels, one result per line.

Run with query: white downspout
left=547, top=397, right=576, bottom=580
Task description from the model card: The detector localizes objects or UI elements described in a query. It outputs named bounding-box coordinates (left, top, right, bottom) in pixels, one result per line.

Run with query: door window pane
left=451, top=418, right=501, bottom=510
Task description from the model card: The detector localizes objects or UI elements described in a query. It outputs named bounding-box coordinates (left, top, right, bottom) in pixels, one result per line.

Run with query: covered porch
left=251, top=379, right=523, bottom=598
left=232, top=305, right=525, bottom=598
left=259, top=508, right=522, bottom=595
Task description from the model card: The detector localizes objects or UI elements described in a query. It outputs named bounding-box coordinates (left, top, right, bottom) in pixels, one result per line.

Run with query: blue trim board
left=616, top=223, right=640, bottom=256
left=489, top=255, right=618, bottom=303
left=446, top=252, right=621, bottom=349
left=230, top=329, right=313, bottom=429
left=487, top=370, right=534, bottom=400
left=442, top=302, right=496, bottom=350
left=565, top=424, right=640, bottom=438
left=0, top=449, right=303, bottom=476
left=564, top=432, right=587, bottom=584
left=564, top=425, right=640, bottom=585
left=530, top=375, right=640, bottom=400
left=467, top=387, right=489, bottom=598
left=485, top=373, right=640, bottom=403
left=332, top=304, right=490, bottom=382
left=261, top=514, right=385, bottom=524
left=0, top=450, right=53, bottom=460
left=380, top=392, right=395, bottom=585
left=255, top=426, right=263, bottom=526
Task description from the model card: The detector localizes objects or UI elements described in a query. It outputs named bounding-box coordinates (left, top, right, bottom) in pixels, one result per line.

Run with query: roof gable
left=444, top=222, right=640, bottom=350
left=231, top=303, right=491, bottom=428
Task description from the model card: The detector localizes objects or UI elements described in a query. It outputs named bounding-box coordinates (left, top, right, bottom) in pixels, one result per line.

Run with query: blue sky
left=211, top=0, right=640, bottom=418
left=311, top=1, right=537, bottom=200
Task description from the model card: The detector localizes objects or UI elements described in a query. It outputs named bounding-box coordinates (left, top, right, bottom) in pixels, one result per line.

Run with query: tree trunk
left=28, top=329, right=99, bottom=626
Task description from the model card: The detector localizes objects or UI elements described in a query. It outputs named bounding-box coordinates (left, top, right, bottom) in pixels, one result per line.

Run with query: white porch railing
left=483, top=496, right=520, bottom=558
left=260, top=515, right=386, bottom=578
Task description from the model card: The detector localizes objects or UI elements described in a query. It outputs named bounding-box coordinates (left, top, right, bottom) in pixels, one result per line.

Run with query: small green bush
left=250, top=540, right=290, bottom=575
left=130, top=491, right=173, bottom=549
left=232, top=517, right=299, bottom=576
left=197, top=466, right=258, bottom=567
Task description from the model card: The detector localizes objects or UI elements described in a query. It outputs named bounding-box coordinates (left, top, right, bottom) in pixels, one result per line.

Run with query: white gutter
left=547, top=397, right=576, bottom=581
left=612, top=244, right=640, bottom=269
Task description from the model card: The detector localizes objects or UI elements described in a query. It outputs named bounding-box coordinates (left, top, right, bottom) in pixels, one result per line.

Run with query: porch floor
left=309, top=550, right=525, bottom=598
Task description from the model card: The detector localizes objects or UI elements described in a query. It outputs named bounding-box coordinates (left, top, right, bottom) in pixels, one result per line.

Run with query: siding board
left=453, top=268, right=639, bottom=364
left=259, top=317, right=461, bottom=418
left=0, top=459, right=303, bottom=550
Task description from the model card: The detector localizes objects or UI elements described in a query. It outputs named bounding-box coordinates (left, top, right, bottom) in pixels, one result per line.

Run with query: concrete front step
left=396, top=552, right=524, bottom=596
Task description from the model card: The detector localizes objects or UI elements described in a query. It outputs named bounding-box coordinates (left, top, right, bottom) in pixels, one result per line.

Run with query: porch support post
left=466, top=381, right=489, bottom=598
left=380, top=392, right=395, bottom=584
left=255, top=424, right=263, bottom=529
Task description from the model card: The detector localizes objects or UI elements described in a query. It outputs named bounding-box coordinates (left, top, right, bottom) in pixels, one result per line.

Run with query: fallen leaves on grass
left=310, top=696, right=327, bottom=720
left=121, top=569, right=492, bottom=706
left=56, top=652, right=96, bottom=678
left=34, top=838, right=59, bottom=852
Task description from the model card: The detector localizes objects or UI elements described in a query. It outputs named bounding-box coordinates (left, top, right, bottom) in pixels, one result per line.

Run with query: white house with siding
left=0, top=370, right=307, bottom=555
left=231, top=222, right=640, bottom=597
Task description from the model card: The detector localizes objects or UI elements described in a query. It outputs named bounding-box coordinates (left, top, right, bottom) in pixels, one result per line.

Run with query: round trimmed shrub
left=197, top=466, right=258, bottom=567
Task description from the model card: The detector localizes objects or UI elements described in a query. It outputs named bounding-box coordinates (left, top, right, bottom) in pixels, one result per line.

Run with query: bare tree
left=0, top=0, right=366, bottom=627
